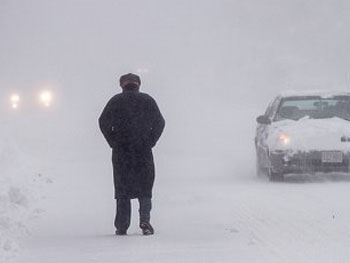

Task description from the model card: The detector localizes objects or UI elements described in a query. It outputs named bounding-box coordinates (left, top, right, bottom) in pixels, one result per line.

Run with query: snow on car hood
left=267, top=117, right=350, bottom=153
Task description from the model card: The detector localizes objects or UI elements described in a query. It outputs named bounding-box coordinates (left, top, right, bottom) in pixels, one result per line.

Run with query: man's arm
left=149, top=99, right=165, bottom=148
left=99, top=99, right=116, bottom=148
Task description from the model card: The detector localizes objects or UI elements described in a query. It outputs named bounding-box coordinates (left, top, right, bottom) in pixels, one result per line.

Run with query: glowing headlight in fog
left=10, top=94, right=20, bottom=109
left=39, top=91, right=53, bottom=107
left=278, top=133, right=291, bottom=145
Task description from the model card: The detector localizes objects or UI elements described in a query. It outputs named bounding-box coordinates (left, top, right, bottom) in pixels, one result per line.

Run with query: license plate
left=322, top=151, right=343, bottom=163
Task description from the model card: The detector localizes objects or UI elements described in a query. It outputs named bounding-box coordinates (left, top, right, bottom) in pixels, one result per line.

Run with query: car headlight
left=10, top=94, right=20, bottom=109
left=278, top=133, right=291, bottom=145
left=39, top=91, right=53, bottom=107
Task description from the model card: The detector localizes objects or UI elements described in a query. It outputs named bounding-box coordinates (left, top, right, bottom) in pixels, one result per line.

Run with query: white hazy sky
left=1, top=0, right=350, bottom=165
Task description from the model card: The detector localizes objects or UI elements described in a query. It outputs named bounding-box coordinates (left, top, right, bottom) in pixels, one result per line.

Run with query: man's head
left=119, top=73, right=141, bottom=90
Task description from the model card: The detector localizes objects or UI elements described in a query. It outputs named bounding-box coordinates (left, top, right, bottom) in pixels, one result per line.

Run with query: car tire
left=256, top=157, right=268, bottom=177
left=269, top=169, right=285, bottom=182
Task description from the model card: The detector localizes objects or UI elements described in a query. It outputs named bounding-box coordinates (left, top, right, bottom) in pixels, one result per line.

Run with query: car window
left=264, top=101, right=273, bottom=116
left=267, top=97, right=281, bottom=119
left=275, top=96, right=350, bottom=121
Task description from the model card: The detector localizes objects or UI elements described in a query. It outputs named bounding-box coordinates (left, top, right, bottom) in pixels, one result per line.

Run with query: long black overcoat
left=99, top=89, right=165, bottom=199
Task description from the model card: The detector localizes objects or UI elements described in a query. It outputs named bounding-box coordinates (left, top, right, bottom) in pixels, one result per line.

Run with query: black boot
left=140, top=222, right=154, bottom=235
left=115, top=229, right=127, bottom=236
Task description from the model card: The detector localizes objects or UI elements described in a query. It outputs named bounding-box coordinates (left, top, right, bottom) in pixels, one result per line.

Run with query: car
left=6, top=90, right=54, bottom=111
left=255, top=91, right=350, bottom=181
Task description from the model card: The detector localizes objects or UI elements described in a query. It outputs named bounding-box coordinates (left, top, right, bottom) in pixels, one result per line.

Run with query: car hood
left=267, top=117, right=350, bottom=152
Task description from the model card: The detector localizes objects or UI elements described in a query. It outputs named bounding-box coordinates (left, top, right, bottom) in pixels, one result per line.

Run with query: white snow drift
left=0, top=129, right=50, bottom=261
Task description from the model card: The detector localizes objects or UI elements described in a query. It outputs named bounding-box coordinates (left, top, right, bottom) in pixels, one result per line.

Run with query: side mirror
left=256, top=115, right=271, bottom=125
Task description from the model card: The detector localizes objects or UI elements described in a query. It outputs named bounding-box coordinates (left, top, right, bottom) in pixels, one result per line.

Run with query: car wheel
left=268, top=169, right=285, bottom=182
left=256, top=156, right=268, bottom=177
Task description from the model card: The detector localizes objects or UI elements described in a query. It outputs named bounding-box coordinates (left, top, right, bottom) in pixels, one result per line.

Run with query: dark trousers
left=114, top=198, right=152, bottom=231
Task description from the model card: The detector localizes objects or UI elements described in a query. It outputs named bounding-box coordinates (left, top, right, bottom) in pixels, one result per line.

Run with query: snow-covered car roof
left=278, top=90, right=350, bottom=99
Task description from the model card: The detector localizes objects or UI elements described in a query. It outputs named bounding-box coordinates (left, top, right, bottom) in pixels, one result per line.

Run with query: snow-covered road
left=10, top=156, right=350, bottom=263
left=4, top=105, right=350, bottom=263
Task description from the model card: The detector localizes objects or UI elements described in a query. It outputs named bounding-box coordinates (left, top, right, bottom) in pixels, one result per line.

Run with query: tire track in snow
left=223, top=182, right=350, bottom=263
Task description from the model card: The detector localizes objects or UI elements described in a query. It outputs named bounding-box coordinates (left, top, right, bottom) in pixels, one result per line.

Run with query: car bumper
left=270, top=150, right=350, bottom=174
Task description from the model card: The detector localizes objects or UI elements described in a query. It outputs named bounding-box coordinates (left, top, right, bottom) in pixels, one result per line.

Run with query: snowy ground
left=2, top=105, right=350, bottom=263
left=1, top=105, right=350, bottom=263
left=8, top=147, right=350, bottom=263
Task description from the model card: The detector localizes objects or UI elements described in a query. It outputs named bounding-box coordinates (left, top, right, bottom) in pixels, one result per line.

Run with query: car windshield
left=275, top=96, right=350, bottom=121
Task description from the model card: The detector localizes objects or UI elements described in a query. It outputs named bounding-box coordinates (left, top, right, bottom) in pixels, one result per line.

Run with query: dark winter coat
left=99, top=89, right=165, bottom=199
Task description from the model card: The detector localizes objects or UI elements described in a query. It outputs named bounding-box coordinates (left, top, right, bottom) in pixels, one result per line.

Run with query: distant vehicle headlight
left=39, top=91, right=53, bottom=107
left=278, top=133, right=291, bottom=145
left=10, top=94, right=20, bottom=109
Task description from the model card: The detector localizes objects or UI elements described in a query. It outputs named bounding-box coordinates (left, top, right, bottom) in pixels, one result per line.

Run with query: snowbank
left=0, top=129, right=51, bottom=261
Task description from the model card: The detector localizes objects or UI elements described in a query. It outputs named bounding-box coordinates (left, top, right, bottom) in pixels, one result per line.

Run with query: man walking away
left=99, top=73, right=165, bottom=236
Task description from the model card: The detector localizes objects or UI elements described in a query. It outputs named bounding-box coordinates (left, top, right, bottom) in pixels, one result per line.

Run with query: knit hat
left=119, top=73, right=141, bottom=88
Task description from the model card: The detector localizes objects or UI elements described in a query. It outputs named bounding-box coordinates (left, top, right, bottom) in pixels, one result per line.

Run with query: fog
left=1, top=0, right=350, bottom=182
